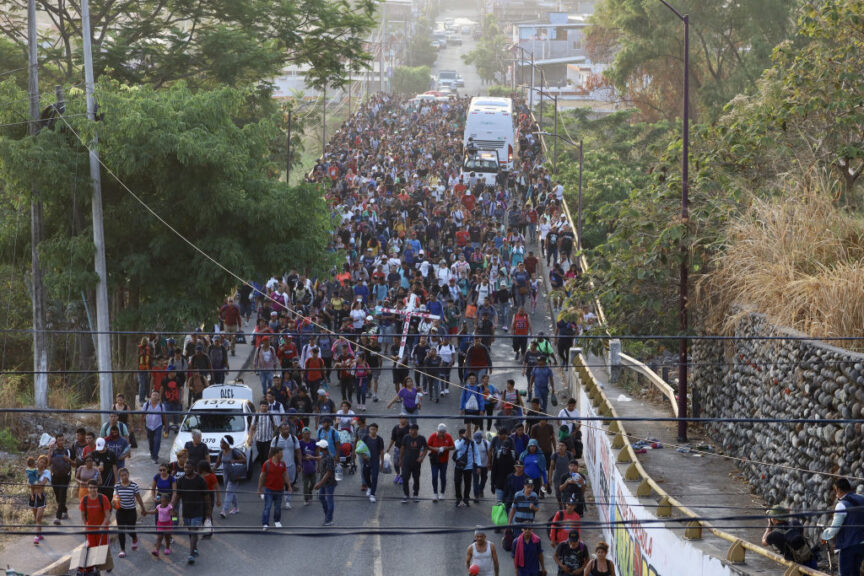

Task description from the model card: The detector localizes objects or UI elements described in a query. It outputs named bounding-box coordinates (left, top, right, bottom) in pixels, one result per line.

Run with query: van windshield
left=463, top=157, right=499, bottom=172
left=182, top=411, right=246, bottom=433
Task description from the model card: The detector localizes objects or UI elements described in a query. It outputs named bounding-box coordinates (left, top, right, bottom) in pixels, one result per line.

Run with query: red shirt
left=305, top=357, right=325, bottom=383
left=524, top=255, right=538, bottom=276
left=80, top=493, right=111, bottom=547
left=455, top=230, right=470, bottom=247
left=426, top=432, right=455, bottom=463
left=513, top=313, right=530, bottom=335
left=261, top=459, right=287, bottom=491
left=461, top=194, right=475, bottom=211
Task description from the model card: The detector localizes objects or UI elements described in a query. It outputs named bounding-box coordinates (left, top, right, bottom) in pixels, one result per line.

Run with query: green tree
left=408, top=17, right=437, bottom=68
left=0, top=0, right=376, bottom=89
left=588, top=0, right=801, bottom=121
left=392, top=66, right=432, bottom=95
left=0, top=78, right=335, bottom=334
left=461, top=16, right=508, bottom=84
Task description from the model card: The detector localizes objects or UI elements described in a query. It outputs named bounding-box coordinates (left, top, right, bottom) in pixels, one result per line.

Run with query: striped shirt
left=253, top=413, right=278, bottom=443
left=113, top=481, right=140, bottom=510
left=511, top=490, right=539, bottom=523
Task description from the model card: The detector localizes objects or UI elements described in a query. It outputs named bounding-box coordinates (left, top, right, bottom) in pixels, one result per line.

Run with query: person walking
left=28, top=455, right=51, bottom=544
left=270, top=422, right=301, bottom=510
left=215, top=435, right=245, bottom=517
left=454, top=428, right=479, bottom=508
left=426, top=423, right=455, bottom=502
left=821, top=477, right=864, bottom=576
left=466, top=527, right=500, bottom=576
left=399, top=423, right=428, bottom=504
left=553, top=531, right=589, bottom=576
left=142, top=390, right=167, bottom=464
left=298, top=428, right=318, bottom=505
left=113, top=467, right=147, bottom=559
left=512, top=525, right=545, bottom=576
left=313, top=439, right=337, bottom=525
left=171, top=461, right=210, bottom=565
left=80, top=479, right=111, bottom=549
left=583, top=542, right=616, bottom=576
left=359, top=423, right=385, bottom=502
left=257, top=447, right=292, bottom=530
left=49, top=434, right=73, bottom=525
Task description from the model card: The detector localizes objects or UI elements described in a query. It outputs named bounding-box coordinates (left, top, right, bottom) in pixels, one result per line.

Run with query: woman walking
left=28, top=455, right=51, bottom=544
left=584, top=542, right=616, bottom=576
left=114, top=467, right=147, bottom=558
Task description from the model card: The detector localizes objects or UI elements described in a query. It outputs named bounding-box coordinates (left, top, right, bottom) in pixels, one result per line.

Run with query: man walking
left=49, top=434, right=73, bottom=525
left=400, top=424, right=428, bottom=504
left=172, top=461, right=210, bottom=565
left=142, top=390, right=167, bottom=463
left=313, top=439, right=337, bottom=526
left=257, top=446, right=292, bottom=530
left=270, top=422, right=301, bottom=510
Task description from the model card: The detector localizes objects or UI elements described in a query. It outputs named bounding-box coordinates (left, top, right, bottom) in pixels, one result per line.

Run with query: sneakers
left=151, top=550, right=159, bottom=558
left=187, top=555, right=195, bottom=565
left=284, top=502, right=292, bottom=509
left=229, top=507, right=239, bottom=515
left=414, top=497, right=420, bottom=503
left=132, top=540, right=138, bottom=551
left=262, top=524, right=268, bottom=531
left=433, top=493, right=439, bottom=502
left=394, top=474, right=402, bottom=484
left=164, top=548, right=172, bottom=555
left=33, top=536, right=40, bottom=545
left=192, top=548, right=199, bottom=558
left=372, top=395, right=379, bottom=402
left=323, top=520, right=334, bottom=526
left=219, top=511, right=227, bottom=519
left=366, top=488, right=372, bottom=496
left=119, top=551, right=127, bottom=559
left=274, top=521, right=283, bottom=528
left=369, top=495, right=376, bottom=502
left=401, top=497, right=409, bottom=504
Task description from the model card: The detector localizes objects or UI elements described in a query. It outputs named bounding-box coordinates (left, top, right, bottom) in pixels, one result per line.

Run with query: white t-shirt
left=558, top=407, right=581, bottom=432
left=350, top=309, right=366, bottom=329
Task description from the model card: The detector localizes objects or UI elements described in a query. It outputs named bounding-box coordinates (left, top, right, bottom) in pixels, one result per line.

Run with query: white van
left=464, top=97, right=517, bottom=172
left=170, top=383, right=257, bottom=480
left=462, top=150, right=500, bottom=187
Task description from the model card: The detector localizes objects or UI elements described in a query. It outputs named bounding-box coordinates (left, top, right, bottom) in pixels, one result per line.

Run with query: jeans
left=430, top=462, right=447, bottom=494
left=137, top=371, right=150, bottom=404
left=427, top=374, right=440, bottom=400
left=339, top=377, right=354, bottom=403
left=52, top=474, right=70, bottom=519
left=213, top=369, right=226, bottom=385
left=261, top=488, right=283, bottom=525
left=222, top=480, right=239, bottom=514
left=362, top=460, right=380, bottom=495
left=402, top=461, right=421, bottom=497
left=455, top=468, right=474, bottom=503
left=473, top=466, right=488, bottom=497
left=167, top=402, right=182, bottom=430
left=439, top=367, right=451, bottom=391
left=356, top=377, right=369, bottom=405
left=318, top=484, right=335, bottom=522
left=497, top=302, right=510, bottom=329
left=146, top=426, right=162, bottom=461
left=259, top=371, right=274, bottom=396
left=303, top=472, right=316, bottom=503
left=534, top=386, right=549, bottom=412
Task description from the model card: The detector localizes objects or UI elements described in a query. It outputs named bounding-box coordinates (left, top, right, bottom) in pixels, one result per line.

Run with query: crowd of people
left=21, top=87, right=864, bottom=576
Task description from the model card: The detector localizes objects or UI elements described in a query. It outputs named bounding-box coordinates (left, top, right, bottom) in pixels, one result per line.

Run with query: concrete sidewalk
left=4, top=316, right=257, bottom=575
left=582, top=353, right=798, bottom=575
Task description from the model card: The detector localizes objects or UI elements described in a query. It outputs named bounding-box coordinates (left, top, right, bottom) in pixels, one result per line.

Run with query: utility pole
left=529, top=52, right=535, bottom=113
left=80, top=0, right=113, bottom=423
left=552, top=93, right=558, bottom=174
left=577, top=139, right=583, bottom=252
left=539, top=69, right=544, bottom=133
left=286, top=109, right=292, bottom=185
left=28, top=0, right=49, bottom=409
left=322, top=85, right=327, bottom=156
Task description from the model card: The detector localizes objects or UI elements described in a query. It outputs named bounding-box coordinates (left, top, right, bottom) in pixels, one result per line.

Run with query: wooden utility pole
left=28, top=0, right=49, bottom=409
left=286, top=109, right=292, bottom=185
left=80, top=0, right=114, bottom=423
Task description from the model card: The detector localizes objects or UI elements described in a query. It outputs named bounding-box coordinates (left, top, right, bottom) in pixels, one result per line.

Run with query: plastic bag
left=335, top=467, right=344, bottom=482
left=355, top=440, right=370, bottom=458
left=204, top=517, right=214, bottom=537
left=491, top=503, right=508, bottom=526
left=382, top=453, right=392, bottom=474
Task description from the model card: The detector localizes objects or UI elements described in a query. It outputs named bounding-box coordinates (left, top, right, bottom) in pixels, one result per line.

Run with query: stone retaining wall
left=692, top=313, right=864, bottom=525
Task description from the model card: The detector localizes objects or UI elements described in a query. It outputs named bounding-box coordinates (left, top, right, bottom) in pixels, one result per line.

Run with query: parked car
left=449, top=35, right=463, bottom=46
left=454, top=73, right=465, bottom=87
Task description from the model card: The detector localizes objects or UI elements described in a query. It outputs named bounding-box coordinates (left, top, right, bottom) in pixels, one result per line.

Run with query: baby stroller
left=338, top=427, right=357, bottom=475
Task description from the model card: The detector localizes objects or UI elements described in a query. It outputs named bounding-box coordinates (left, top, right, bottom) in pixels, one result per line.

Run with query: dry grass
left=699, top=175, right=864, bottom=347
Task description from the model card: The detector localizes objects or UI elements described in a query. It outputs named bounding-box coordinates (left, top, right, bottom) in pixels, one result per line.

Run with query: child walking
left=152, top=497, right=173, bottom=557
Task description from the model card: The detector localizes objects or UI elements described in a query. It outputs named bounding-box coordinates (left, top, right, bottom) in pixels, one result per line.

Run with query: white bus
left=464, top=97, right=517, bottom=172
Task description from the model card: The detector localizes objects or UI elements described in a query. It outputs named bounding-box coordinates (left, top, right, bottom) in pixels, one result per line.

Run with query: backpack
left=164, top=380, right=180, bottom=403
left=82, top=494, right=108, bottom=523
left=775, top=526, right=812, bottom=564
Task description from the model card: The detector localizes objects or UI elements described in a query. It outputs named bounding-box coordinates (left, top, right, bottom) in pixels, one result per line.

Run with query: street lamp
left=657, top=0, right=690, bottom=442
left=535, top=131, right=583, bottom=253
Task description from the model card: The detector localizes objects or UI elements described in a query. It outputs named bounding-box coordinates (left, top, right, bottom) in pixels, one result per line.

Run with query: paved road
left=430, top=7, right=487, bottom=98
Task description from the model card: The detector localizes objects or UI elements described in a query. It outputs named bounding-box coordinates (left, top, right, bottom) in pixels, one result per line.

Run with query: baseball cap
left=316, top=439, right=329, bottom=449
left=95, top=438, right=106, bottom=450
left=437, top=423, right=447, bottom=432
left=568, top=530, right=580, bottom=541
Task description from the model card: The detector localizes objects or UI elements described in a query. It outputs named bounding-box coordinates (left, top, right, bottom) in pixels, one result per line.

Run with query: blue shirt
left=531, top=366, right=553, bottom=389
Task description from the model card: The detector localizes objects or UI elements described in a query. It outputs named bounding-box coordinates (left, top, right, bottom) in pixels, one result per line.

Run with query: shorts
left=464, top=410, right=482, bottom=426
left=184, top=516, right=203, bottom=528
left=28, top=493, right=46, bottom=509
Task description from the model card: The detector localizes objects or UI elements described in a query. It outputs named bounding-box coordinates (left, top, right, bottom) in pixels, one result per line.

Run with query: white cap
left=437, top=423, right=447, bottom=432
left=316, top=439, right=330, bottom=449
left=95, top=438, right=106, bottom=450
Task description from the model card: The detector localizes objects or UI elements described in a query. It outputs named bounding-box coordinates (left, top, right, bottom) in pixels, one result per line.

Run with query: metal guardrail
left=618, top=352, right=679, bottom=417
left=572, top=352, right=829, bottom=576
